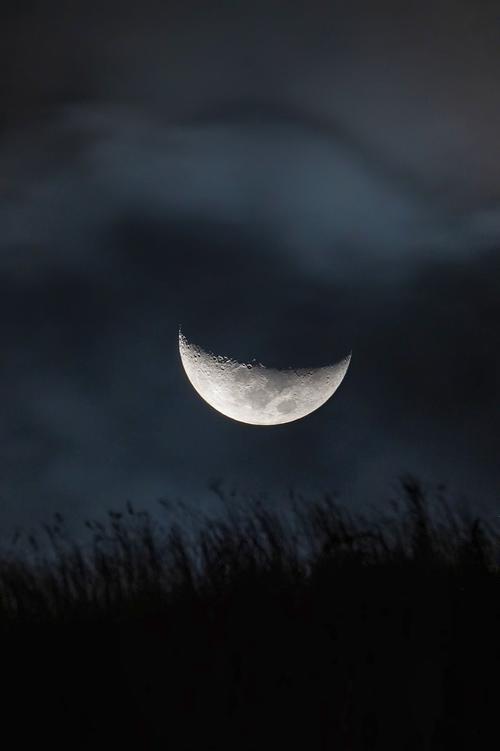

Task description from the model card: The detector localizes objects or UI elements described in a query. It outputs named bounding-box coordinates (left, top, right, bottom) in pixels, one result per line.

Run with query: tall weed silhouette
left=1, top=477, right=499, bottom=749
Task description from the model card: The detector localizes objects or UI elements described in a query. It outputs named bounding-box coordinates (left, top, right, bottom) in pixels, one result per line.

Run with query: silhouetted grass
left=1, top=476, right=499, bottom=749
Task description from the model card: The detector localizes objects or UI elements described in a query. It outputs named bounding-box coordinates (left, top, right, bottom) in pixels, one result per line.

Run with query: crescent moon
left=179, top=329, right=351, bottom=426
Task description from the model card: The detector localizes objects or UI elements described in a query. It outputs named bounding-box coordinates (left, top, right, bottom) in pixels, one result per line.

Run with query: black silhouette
left=1, top=477, right=499, bottom=750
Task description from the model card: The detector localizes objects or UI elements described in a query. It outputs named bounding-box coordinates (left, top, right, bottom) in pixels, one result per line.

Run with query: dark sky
left=1, top=1, right=499, bottom=532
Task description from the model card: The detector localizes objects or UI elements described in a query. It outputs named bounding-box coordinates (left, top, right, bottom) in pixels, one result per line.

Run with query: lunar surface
left=179, top=329, right=351, bottom=426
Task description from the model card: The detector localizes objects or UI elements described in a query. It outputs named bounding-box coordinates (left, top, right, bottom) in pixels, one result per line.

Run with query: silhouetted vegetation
left=1, top=477, right=500, bottom=749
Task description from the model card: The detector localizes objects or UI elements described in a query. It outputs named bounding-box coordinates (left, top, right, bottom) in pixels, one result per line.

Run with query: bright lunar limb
left=178, top=328, right=351, bottom=426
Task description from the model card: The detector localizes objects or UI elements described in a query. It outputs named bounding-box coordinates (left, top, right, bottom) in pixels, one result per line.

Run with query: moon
left=179, top=329, right=351, bottom=426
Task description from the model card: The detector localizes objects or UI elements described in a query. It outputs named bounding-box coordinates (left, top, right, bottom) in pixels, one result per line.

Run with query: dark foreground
left=1, top=478, right=499, bottom=750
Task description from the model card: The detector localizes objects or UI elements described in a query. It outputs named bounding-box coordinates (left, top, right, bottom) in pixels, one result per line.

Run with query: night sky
left=1, top=1, right=499, bottom=532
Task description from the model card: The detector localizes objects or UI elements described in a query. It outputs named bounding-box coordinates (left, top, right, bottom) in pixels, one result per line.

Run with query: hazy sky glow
left=1, top=1, right=499, bottom=531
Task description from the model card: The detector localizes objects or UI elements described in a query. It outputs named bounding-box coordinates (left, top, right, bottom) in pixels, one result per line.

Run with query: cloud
left=3, top=100, right=499, bottom=289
